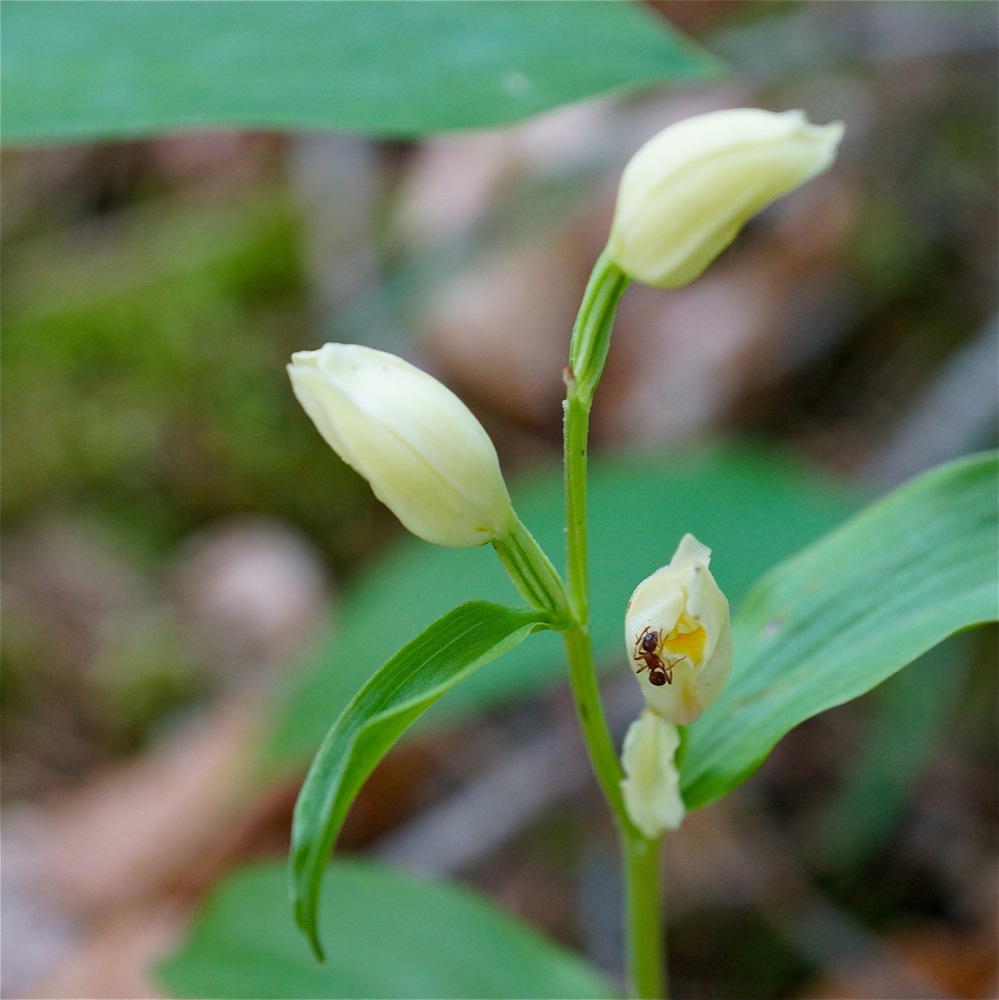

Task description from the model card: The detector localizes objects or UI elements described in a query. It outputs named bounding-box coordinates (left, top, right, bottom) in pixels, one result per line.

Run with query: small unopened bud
left=288, top=344, right=514, bottom=547
left=621, top=708, right=685, bottom=837
left=608, top=108, right=844, bottom=289
left=625, top=533, right=732, bottom=726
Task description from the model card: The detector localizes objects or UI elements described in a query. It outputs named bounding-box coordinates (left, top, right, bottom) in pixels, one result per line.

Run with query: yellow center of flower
left=662, top=611, right=707, bottom=666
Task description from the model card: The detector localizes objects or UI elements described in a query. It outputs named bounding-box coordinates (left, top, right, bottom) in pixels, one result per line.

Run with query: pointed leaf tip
left=289, top=601, right=551, bottom=954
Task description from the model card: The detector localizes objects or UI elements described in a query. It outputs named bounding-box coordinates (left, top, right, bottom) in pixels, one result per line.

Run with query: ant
left=632, top=625, right=677, bottom=686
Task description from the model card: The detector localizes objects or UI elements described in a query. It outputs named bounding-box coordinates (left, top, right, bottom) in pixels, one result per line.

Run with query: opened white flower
left=625, top=533, right=732, bottom=726
left=608, top=108, right=844, bottom=289
left=621, top=708, right=685, bottom=837
left=288, top=344, right=514, bottom=548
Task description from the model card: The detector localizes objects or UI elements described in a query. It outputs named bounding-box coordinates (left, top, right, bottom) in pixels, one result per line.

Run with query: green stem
left=563, top=392, right=592, bottom=625
left=560, top=624, right=628, bottom=818
left=560, top=390, right=630, bottom=819
left=624, top=833, right=667, bottom=999
left=563, top=250, right=629, bottom=622
left=562, top=251, right=667, bottom=998
left=560, top=267, right=630, bottom=812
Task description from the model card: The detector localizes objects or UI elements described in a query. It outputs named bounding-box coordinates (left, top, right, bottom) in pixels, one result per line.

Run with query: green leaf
left=157, top=860, right=616, bottom=999
left=291, top=601, right=550, bottom=960
left=810, top=638, right=973, bottom=874
left=682, top=452, right=999, bottom=810
left=2, top=1, right=720, bottom=146
left=270, top=446, right=860, bottom=766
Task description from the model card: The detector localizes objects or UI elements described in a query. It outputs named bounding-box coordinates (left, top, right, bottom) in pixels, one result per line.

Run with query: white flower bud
left=621, top=708, right=685, bottom=837
left=288, top=344, right=514, bottom=548
left=608, top=108, right=844, bottom=289
left=625, top=533, right=732, bottom=726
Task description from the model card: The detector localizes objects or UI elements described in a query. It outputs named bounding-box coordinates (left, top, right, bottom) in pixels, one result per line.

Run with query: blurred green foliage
left=158, top=860, right=616, bottom=999
left=1, top=191, right=380, bottom=566
left=1, top=1, right=719, bottom=145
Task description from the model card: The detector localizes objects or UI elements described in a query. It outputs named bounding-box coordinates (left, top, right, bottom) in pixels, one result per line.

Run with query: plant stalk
left=559, top=623, right=627, bottom=819
left=624, top=832, right=667, bottom=999
left=561, top=254, right=666, bottom=997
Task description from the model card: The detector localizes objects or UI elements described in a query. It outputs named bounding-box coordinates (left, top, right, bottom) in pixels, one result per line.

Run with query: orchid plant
left=284, top=109, right=997, bottom=998
left=7, top=5, right=995, bottom=997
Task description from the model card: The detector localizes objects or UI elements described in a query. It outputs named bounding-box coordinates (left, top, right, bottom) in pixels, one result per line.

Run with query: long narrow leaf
left=2, top=2, right=719, bottom=145
left=291, top=601, right=550, bottom=959
left=682, top=452, right=998, bottom=809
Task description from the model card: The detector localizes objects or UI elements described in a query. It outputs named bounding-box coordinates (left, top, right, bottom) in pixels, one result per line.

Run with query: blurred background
left=2, top=2, right=996, bottom=998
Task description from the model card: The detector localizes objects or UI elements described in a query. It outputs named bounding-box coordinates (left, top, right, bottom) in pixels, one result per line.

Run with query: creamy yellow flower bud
left=625, top=533, right=732, bottom=725
left=608, top=108, right=844, bottom=289
left=621, top=708, right=685, bottom=837
left=288, top=344, right=514, bottom=547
